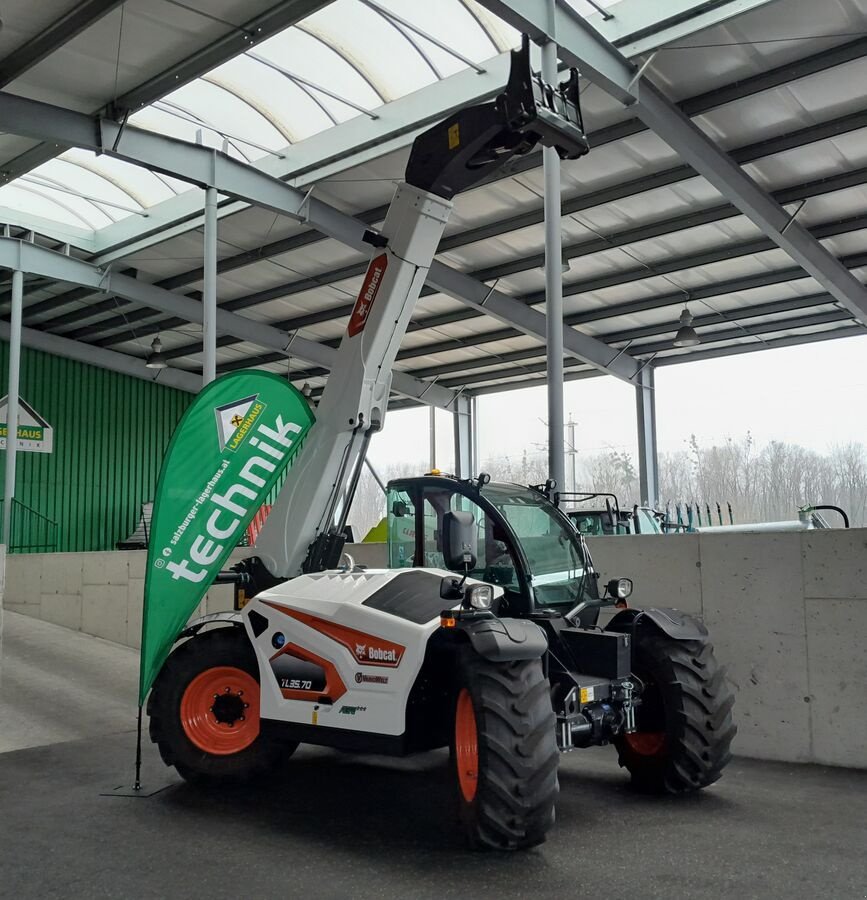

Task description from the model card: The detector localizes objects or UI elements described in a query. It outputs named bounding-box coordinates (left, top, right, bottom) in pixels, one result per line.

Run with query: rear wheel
left=148, top=627, right=293, bottom=783
left=452, top=651, right=559, bottom=850
left=615, top=632, right=736, bottom=793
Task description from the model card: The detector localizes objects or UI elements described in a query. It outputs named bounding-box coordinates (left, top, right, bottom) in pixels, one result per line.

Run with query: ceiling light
left=673, top=308, right=700, bottom=347
left=146, top=336, right=167, bottom=369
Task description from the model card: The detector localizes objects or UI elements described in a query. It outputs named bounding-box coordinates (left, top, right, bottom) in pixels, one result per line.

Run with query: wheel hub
left=210, top=689, right=247, bottom=726
left=180, top=666, right=261, bottom=756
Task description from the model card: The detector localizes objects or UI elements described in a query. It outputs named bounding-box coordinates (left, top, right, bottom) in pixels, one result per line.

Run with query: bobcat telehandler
left=147, top=38, right=736, bottom=851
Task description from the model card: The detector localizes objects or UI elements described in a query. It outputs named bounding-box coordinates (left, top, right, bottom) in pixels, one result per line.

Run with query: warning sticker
left=580, top=686, right=595, bottom=704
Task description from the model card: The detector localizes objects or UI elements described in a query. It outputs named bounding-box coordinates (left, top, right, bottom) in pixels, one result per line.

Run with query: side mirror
left=442, top=510, right=477, bottom=572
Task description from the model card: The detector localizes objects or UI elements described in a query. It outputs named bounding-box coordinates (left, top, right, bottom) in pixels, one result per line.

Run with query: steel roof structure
left=0, top=0, right=865, bottom=412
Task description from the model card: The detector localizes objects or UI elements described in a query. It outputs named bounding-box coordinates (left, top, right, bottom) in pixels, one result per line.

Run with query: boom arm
left=254, top=183, right=453, bottom=578
left=249, top=35, right=591, bottom=583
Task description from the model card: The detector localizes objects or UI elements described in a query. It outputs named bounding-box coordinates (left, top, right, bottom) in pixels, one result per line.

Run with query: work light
left=466, top=584, right=494, bottom=610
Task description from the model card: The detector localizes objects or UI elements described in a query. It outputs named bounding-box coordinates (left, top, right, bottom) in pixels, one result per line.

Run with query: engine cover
left=243, top=568, right=501, bottom=738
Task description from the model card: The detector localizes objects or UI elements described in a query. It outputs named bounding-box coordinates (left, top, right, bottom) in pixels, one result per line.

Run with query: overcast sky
left=366, top=334, right=867, bottom=475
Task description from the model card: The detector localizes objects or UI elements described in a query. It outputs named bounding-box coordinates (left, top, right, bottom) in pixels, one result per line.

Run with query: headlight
left=466, top=584, right=494, bottom=610
left=607, top=577, right=633, bottom=600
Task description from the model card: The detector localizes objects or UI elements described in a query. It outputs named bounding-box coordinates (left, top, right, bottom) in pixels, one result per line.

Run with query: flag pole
left=134, top=705, right=143, bottom=791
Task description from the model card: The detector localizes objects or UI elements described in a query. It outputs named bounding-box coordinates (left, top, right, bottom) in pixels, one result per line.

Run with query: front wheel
left=147, top=627, right=294, bottom=784
left=614, top=632, right=736, bottom=793
left=451, top=650, right=559, bottom=850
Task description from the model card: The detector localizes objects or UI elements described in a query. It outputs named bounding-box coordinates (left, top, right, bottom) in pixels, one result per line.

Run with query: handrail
left=0, top=498, right=59, bottom=552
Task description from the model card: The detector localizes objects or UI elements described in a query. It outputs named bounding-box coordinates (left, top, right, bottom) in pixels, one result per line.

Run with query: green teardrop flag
left=139, top=371, right=314, bottom=704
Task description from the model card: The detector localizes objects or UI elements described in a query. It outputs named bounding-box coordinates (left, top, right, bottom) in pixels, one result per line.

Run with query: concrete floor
left=1, top=612, right=865, bottom=900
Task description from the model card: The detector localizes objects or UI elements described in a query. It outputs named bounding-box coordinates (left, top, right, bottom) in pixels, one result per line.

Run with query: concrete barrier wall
left=587, top=529, right=867, bottom=769
left=5, top=530, right=865, bottom=769
left=3, top=548, right=247, bottom=650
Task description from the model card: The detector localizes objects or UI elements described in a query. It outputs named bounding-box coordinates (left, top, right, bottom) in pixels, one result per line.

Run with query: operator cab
left=386, top=472, right=600, bottom=622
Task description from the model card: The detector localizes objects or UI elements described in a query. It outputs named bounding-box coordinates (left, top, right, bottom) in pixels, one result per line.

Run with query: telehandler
left=147, top=38, right=735, bottom=850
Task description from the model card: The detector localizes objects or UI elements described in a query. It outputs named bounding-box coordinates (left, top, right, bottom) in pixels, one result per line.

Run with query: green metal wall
left=0, top=341, right=191, bottom=552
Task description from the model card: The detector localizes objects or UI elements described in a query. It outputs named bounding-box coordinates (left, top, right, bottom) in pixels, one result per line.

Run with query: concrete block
left=39, top=552, right=84, bottom=596
left=802, top=529, right=867, bottom=600
left=82, top=552, right=129, bottom=587
left=699, top=531, right=810, bottom=762
left=346, top=542, right=387, bottom=568
left=204, top=584, right=234, bottom=616
left=4, top=555, right=40, bottom=608
left=586, top=534, right=702, bottom=614
left=127, top=581, right=144, bottom=649
left=40, top=593, right=83, bottom=631
left=806, top=598, right=867, bottom=768
left=127, top=551, right=147, bottom=580
left=81, top=584, right=128, bottom=645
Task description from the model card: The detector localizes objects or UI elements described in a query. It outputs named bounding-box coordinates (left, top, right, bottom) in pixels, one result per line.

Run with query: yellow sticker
left=312, top=710, right=318, bottom=726
left=580, top=688, right=589, bottom=704
left=448, top=123, right=460, bottom=149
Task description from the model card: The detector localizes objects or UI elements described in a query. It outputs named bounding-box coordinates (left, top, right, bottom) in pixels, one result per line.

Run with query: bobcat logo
left=355, top=643, right=366, bottom=659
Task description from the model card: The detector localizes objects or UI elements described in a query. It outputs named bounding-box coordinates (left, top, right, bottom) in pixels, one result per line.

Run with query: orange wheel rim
left=455, top=688, right=479, bottom=803
left=180, top=666, right=260, bottom=756
left=625, top=731, right=666, bottom=756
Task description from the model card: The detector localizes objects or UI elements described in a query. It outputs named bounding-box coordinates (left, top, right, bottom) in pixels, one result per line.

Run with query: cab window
left=386, top=488, right=416, bottom=568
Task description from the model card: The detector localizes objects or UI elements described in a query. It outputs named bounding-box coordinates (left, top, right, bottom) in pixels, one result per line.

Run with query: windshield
left=481, top=483, right=588, bottom=607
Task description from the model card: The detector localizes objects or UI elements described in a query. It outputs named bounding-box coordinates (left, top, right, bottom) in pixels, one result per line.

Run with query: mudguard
left=178, top=610, right=243, bottom=640
left=462, top=617, right=548, bottom=662
left=606, top=606, right=708, bottom=642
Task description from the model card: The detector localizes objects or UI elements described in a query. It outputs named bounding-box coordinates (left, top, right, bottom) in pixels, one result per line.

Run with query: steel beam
left=0, top=239, right=458, bottom=411
left=97, top=141, right=867, bottom=359
left=430, top=308, right=860, bottom=392
left=0, top=0, right=126, bottom=87
left=635, top=364, right=658, bottom=507
left=466, top=326, right=867, bottom=397
left=2, top=269, right=22, bottom=546
left=0, top=318, right=201, bottom=393
left=22, top=48, right=867, bottom=341
left=0, top=0, right=334, bottom=185
left=595, top=0, right=779, bottom=57
left=477, top=0, right=867, bottom=329
left=85, top=5, right=866, bottom=265
left=0, top=90, right=639, bottom=383
left=103, top=193, right=867, bottom=375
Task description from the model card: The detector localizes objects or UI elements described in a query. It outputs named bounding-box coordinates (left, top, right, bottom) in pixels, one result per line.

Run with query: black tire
left=147, top=627, right=294, bottom=784
left=614, top=632, right=736, bottom=794
left=451, top=650, right=559, bottom=851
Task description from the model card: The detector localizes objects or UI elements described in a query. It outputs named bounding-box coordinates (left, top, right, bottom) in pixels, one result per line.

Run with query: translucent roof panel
left=0, top=0, right=532, bottom=232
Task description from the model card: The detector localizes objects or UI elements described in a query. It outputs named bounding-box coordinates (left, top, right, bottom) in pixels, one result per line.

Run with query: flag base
left=101, top=779, right=176, bottom=798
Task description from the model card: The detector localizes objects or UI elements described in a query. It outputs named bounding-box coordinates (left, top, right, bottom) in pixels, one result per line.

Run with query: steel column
left=2, top=270, right=23, bottom=547
left=635, top=365, right=658, bottom=508
left=542, top=28, right=566, bottom=491
left=452, top=394, right=474, bottom=478
left=429, top=405, right=437, bottom=470
left=202, top=187, right=218, bottom=385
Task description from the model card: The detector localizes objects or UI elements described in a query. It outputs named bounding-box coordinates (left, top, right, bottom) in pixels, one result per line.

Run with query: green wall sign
left=139, top=371, right=314, bottom=703
left=0, top=396, right=53, bottom=453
